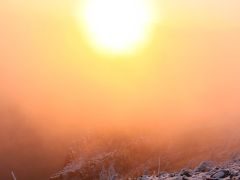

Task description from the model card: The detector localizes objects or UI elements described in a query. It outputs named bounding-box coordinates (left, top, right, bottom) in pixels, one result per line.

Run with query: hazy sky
left=1, top=0, right=240, bottom=129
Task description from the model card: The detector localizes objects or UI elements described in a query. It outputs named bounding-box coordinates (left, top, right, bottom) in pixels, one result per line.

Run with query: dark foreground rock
left=136, top=159, right=240, bottom=180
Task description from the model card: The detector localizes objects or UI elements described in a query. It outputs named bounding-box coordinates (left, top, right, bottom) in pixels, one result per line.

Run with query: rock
left=182, top=175, right=189, bottom=180
left=211, top=170, right=230, bottom=179
left=180, top=169, right=192, bottom=177
left=229, top=170, right=239, bottom=177
left=232, top=176, right=240, bottom=180
left=195, top=161, right=214, bottom=172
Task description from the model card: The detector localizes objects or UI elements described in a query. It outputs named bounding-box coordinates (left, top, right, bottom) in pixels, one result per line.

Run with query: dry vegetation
left=50, top=127, right=240, bottom=180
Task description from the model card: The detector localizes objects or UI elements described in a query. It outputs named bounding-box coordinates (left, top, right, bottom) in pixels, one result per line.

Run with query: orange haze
left=1, top=0, right=240, bottom=179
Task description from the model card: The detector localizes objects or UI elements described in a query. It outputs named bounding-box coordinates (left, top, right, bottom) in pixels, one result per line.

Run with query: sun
left=77, top=0, right=156, bottom=54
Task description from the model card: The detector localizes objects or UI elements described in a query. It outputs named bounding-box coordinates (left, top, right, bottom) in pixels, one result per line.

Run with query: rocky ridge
left=136, top=158, right=240, bottom=180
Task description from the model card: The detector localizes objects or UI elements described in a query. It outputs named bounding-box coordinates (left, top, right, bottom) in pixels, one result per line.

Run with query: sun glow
left=78, top=0, right=156, bottom=54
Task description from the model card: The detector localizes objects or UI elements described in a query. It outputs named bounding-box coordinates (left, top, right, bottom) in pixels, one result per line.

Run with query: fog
left=1, top=0, right=240, bottom=179
left=1, top=100, right=240, bottom=179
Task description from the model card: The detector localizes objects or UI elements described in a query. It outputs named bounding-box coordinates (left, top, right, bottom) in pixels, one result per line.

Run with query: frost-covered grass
left=50, top=132, right=240, bottom=180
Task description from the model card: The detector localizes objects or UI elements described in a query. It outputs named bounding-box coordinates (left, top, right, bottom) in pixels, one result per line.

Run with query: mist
left=1, top=0, right=240, bottom=179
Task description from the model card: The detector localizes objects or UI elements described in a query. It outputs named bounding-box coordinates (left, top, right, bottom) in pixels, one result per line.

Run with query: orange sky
left=1, top=0, right=240, bottom=130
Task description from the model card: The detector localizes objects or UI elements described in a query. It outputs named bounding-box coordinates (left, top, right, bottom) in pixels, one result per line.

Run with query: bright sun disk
left=78, top=0, right=155, bottom=54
